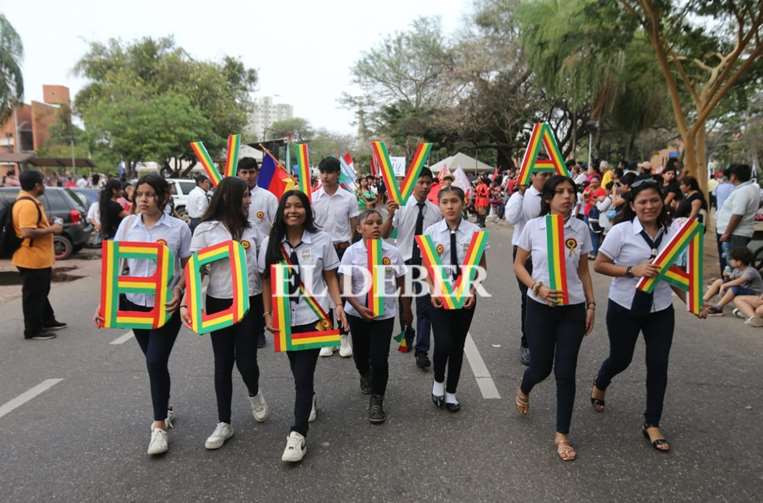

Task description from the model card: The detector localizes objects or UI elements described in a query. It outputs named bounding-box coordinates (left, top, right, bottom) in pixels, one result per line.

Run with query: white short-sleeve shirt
left=312, top=186, right=361, bottom=244
left=422, top=219, right=489, bottom=284
left=338, top=240, right=406, bottom=320
left=716, top=180, right=760, bottom=238
left=190, top=221, right=262, bottom=298
left=598, top=217, right=684, bottom=312
left=517, top=215, right=592, bottom=305
left=257, top=230, right=340, bottom=327
left=186, top=186, right=209, bottom=219
left=392, top=197, right=442, bottom=261
left=247, top=185, right=279, bottom=238
left=114, top=213, right=193, bottom=307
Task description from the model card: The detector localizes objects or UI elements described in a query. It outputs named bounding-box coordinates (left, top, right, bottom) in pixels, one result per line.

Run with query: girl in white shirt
left=513, top=175, right=595, bottom=462
left=424, top=186, right=487, bottom=413
left=181, top=177, right=268, bottom=451
left=94, top=174, right=192, bottom=457
left=591, top=178, right=705, bottom=453
left=338, top=209, right=411, bottom=424
left=259, top=190, right=348, bottom=463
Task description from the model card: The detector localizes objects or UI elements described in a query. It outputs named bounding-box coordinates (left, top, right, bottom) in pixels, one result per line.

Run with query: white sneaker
left=249, top=393, right=269, bottom=423
left=319, top=346, right=335, bottom=357
left=308, top=396, right=317, bottom=423
left=732, top=308, right=745, bottom=319
left=745, top=316, right=763, bottom=327
left=281, top=431, right=307, bottom=462
left=204, top=422, right=234, bottom=450
left=338, top=334, right=353, bottom=358
left=147, top=427, right=168, bottom=456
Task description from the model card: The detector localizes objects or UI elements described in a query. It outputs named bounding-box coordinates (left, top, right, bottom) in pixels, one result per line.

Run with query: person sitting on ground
left=703, top=247, right=763, bottom=316
left=731, top=293, right=763, bottom=327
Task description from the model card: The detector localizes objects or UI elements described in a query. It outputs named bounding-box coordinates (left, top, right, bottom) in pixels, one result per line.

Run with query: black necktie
left=450, top=230, right=460, bottom=280
left=411, top=202, right=425, bottom=264
left=630, top=228, right=664, bottom=314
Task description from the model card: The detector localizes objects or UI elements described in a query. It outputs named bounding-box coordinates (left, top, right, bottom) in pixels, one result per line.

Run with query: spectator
left=716, top=164, right=760, bottom=273
left=600, top=161, right=614, bottom=189
left=732, top=294, right=763, bottom=327
left=76, top=175, right=89, bottom=188
left=660, top=167, right=681, bottom=212
left=11, top=170, right=66, bottom=340
left=704, top=247, right=763, bottom=316
left=99, top=179, right=129, bottom=240
left=713, top=168, right=734, bottom=210
left=674, top=176, right=708, bottom=223
left=186, top=174, right=211, bottom=232
left=118, top=183, right=135, bottom=213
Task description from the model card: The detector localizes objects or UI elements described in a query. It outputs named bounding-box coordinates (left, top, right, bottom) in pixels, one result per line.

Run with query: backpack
left=0, top=197, right=42, bottom=259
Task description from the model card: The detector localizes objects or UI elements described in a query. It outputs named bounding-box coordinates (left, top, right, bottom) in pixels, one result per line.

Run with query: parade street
left=0, top=222, right=759, bottom=503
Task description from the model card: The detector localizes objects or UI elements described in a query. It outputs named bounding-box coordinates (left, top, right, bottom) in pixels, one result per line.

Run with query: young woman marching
left=425, top=186, right=488, bottom=412
left=259, top=190, right=349, bottom=463
left=94, top=174, right=191, bottom=456
left=590, top=178, right=705, bottom=453
left=513, top=175, right=595, bottom=462
left=338, top=209, right=411, bottom=423
left=180, top=177, right=268, bottom=450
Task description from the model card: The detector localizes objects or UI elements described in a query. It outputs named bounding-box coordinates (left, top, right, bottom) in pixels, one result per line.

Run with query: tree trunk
left=569, top=112, right=578, bottom=160
left=695, top=125, right=708, bottom=193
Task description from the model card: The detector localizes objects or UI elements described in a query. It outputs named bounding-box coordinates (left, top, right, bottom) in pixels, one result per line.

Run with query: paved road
left=0, top=222, right=761, bottom=502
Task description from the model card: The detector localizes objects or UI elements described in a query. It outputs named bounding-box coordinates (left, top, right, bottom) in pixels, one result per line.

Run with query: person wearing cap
left=186, top=174, right=211, bottom=232
left=312, top=156, right=361, bottom=357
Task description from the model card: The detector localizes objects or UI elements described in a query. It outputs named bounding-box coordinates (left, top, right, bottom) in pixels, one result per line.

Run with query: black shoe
left=360, top=373, right=370, bottom=395
left=27, top=332, right=56, bottom=341
left=520, top=346, right=531, bottom=366
left=368, top=395, right=386, bottom=424
left=446, top=401, right=462, bottom=413
left=43, top=320, right=67, bottom=330
left=431, top=393, right=445, bottom=409
left=415, top=352, right=431, bottom=370
left=257, top=334, right=266, bottom=349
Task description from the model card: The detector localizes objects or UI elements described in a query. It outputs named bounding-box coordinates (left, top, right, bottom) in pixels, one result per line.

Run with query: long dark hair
left=539, top=175, right=576, bottom=216
left=201, top=177, right=250, bottom=240
left=263, top=190, right=318, bottom=276
left=613, top=178, right=670, bottom=227
left=135, top=173, right=171, bottom=212
left=99, top=179, right=123, bottom=236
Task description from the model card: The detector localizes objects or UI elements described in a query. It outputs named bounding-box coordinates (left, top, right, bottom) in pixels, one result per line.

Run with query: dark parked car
left=71, top=188, right=99, bottom=209
left=0, top=187, right=93, bottom=260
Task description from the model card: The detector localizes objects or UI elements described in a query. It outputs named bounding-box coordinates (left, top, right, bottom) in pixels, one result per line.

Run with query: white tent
left=430, top=152, right=494, bottom=173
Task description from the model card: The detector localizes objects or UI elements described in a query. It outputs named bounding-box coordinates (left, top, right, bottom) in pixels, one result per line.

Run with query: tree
left=617, top=0, right=763, bottom=189
left=0, top=14, right=23, bottom=122
left=267, top=117, right=314, bottom=141
left=74, top=37, right=258, bottom=175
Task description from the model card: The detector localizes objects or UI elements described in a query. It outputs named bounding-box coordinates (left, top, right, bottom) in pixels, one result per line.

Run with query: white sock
left=432, top=381, right=444, bottom=396
left=446, top=392, right=459, bottom=405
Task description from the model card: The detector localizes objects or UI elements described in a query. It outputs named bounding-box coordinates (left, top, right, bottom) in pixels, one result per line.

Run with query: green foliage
left=267, top=117, right=314, bottom=141
left=0, top=14, right=24, bottom=122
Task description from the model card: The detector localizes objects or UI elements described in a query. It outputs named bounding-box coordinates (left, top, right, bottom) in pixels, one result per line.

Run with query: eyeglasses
left=630, top=178, right=659, bottom=189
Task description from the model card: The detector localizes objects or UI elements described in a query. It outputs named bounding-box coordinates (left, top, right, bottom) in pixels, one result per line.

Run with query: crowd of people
left=5, top=151, right=760, bottom=465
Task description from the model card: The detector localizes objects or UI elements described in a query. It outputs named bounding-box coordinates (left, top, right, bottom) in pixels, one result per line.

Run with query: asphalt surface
left=0, top=222, right=761, bottom=503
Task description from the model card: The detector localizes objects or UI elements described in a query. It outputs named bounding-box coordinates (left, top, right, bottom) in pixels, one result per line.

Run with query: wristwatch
left=624, top=266, right=634, bottom=278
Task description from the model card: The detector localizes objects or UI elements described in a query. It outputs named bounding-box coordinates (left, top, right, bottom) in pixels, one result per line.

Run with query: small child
left=704, top=247, right=763, bottom=316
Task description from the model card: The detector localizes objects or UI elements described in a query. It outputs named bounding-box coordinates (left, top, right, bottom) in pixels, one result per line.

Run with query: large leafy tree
left=0, top=14, right=24, bottom=123
left=74, top=37, right=257, bottom=175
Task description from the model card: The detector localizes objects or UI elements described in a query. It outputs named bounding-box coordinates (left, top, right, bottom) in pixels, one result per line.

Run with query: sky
left=4, top=0, right=472, bottom=135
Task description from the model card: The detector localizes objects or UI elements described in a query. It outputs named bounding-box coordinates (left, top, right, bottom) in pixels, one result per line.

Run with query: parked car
left=0, top=187, right=93, bottom=260
left=129, top=177, right=196, bottom=222
left=71, top=188, right=99, bottom=209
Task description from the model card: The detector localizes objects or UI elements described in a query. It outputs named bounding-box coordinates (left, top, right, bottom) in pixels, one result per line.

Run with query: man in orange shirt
left=12, top=170, right=66, bottom=340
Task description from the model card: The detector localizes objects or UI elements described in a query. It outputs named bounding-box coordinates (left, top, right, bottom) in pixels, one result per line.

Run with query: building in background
left=246, top=96, right=293, bottom=140
left=1, top=85, right=69, bottom=154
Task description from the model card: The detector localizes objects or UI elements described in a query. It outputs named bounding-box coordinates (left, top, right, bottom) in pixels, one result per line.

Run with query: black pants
left=431, top=304, right=476, bottom=394
left=18, top=266, right=55, bottom=338
left=207, top=295, right=263, bottom=423
left=596, top=300, right=675, bottom=426
left=521, top=299, right=586, bottom=434
left=512, top=246, right=531, bottom=347
left=348, top=315, right=395, bottom=395
left=121, top=297, right=182, bottom=421
left=404, top=258, right=433, bottom=355
left=287, top=323, right=321, bottom=436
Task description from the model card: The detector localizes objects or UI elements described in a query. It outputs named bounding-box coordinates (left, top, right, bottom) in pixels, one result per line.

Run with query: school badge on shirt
left=436, top=244, right=445, bottom=255
left=256, top=210, right=265, bottom=220
left=156, top=239, right=168, bottom=247
left=241, top=240, right=251, bottom=250
left=565, top=238, right=577, bottom=256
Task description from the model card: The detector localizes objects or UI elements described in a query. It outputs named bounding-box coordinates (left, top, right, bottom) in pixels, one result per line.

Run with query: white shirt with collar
left=190, top=221, right=263, bottom=298
left=186, top=186, right=209, bottom=219
left=505, top=191, right=526, bottom=245
left=598, top=217, right=685, bottom=312
left=114, top=213, right=193, bottom=307
left=716, top=180, right=760, bottom=238
left=392, top=196, right=442, bottom=261
left=312, top=186, right=360, bottom=244
left=257, top=229, right=340, bottom=327
left=517, top=215, right=592, bottom=305
left=247, top=185, right=279, bottom=238
left=338, top=240, right=407, bottom=320
left=422, top=218, right=489, bottom=279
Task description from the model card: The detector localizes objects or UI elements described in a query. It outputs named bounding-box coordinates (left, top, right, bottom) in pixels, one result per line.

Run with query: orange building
left=1, top=84, right=70, bottom=154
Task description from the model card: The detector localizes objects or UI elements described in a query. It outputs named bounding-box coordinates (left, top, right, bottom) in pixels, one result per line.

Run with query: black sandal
left=642, top=424, right=671, bottom=453
left=590, top=381, right=605, bottom=413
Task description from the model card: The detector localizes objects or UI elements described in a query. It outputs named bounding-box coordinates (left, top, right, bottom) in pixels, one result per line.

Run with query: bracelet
left=264, top=312, right=272, bottom=316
